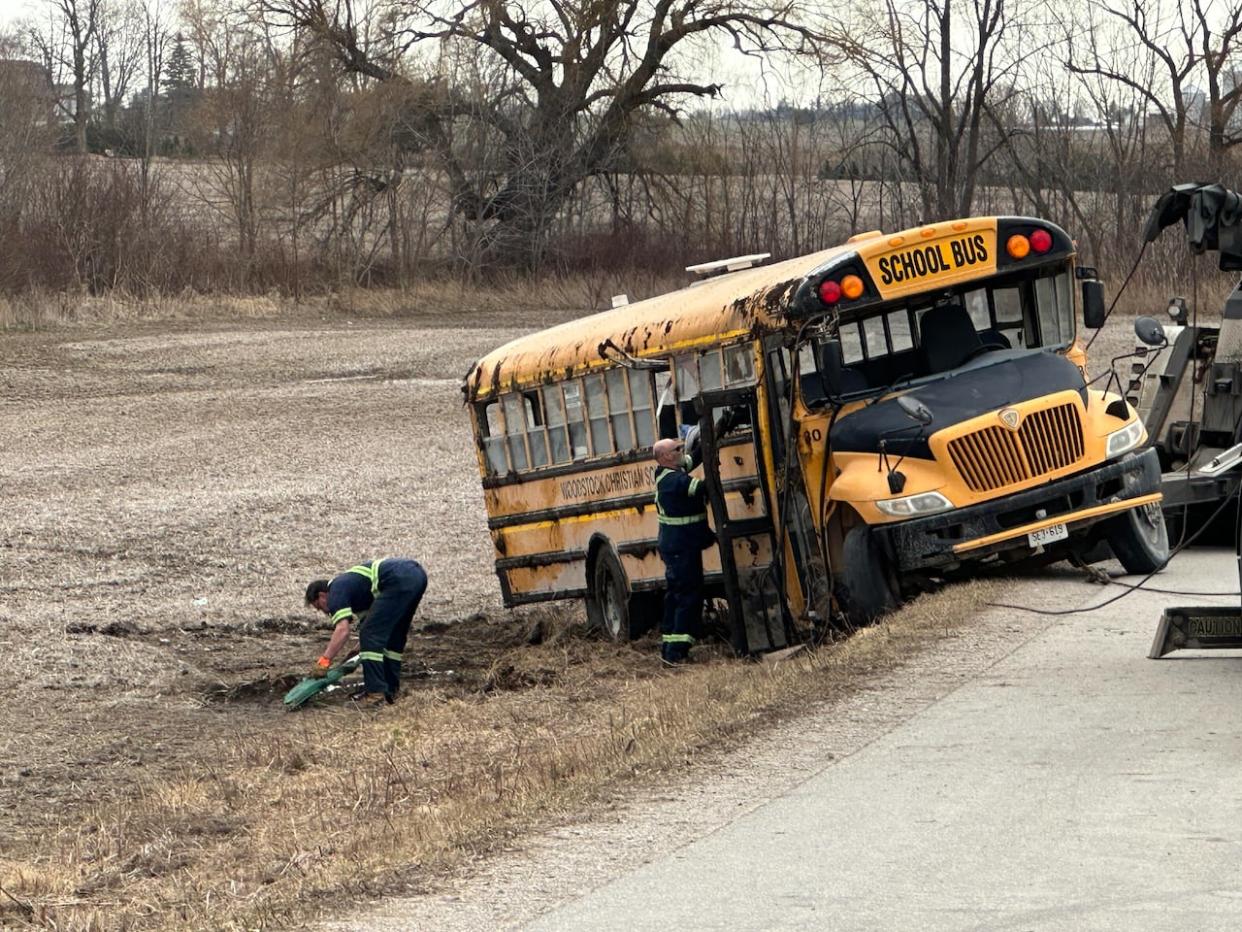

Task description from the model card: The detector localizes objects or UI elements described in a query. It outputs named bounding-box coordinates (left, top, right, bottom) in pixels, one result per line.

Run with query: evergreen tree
left=163, top=35, right=196, bottom=93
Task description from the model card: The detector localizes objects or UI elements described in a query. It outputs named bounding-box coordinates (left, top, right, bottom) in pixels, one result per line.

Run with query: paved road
left=526, top=551, right=1242, bottom=932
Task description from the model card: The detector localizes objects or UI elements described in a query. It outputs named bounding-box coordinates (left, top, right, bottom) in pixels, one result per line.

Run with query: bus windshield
left=803, top=263, right=1075, bottom=400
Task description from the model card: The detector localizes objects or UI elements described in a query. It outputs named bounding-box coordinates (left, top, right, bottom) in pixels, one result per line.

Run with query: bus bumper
left=876, top=448, right=1163, bottom=571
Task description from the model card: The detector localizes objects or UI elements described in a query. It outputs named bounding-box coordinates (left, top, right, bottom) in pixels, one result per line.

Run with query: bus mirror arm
left=880, top=397, right=935, bottom=494
left=598, top=339, right=670, bottom=371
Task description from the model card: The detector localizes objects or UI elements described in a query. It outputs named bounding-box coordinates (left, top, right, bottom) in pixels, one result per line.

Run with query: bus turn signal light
left=1030, top=229, right=1052, bottom=254
left=818, top=279, right=842, bottom=305
left=1006, top=234, right=1031, bottom=260
left=840, top=274, right=864, bottom=300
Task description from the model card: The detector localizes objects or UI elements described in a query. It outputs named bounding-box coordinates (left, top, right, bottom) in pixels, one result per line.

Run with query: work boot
left=351, top=690, right=387, bottom=709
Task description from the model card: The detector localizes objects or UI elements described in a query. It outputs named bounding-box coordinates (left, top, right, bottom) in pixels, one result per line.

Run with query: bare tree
left=828, top=0, right=1030, bottom=220
left=137, top=0, right=170, bottom=191
left=185, top=10, right=273, bottom=266
left=1189, top=0, right=1242, bottom=171
left=1064, top=0, right=1196, bottom=178
left=29, top=0, right=101, bottom=153
left=259, top=0, right=823, bottom=270
left=95, top=0, right=144, bottom=133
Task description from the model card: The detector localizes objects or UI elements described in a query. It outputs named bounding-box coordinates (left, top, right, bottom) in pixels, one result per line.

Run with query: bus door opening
left=697, top=386, right=793, bottom=654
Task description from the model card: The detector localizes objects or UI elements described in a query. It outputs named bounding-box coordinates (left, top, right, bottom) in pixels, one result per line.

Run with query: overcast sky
left=0, top=0, right=28, bottom=28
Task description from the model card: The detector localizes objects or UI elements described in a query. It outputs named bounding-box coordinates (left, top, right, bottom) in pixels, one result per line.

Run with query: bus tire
left=1104, top=501, right=1169, bottom=575
left=588, top=547, right=632, bottom=642
left=837, top=524, right=900, bottom=625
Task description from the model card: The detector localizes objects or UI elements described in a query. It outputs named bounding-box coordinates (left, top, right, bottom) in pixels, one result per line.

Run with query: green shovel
left=283, top=653, right=361, bottom=710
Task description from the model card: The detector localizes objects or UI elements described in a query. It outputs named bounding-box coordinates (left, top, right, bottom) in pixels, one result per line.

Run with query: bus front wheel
left=1104, top=501, right=1169, bottom=575
left=588, top=547, right=632, bottom=642
left=837, top=524, right=901, bottom=625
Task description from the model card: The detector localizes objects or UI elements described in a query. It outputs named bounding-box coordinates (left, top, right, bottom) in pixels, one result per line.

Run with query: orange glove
left=308, top=656, right=331, bottom=678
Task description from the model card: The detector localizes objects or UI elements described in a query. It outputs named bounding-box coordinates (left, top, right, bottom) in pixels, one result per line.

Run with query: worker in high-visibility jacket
left=652, top=437, right=715, bottom=664
left=304, top=557, right=428, bottom=706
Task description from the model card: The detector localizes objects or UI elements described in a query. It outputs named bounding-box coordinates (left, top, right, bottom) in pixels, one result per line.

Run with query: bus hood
left=829, top=351, right=1088, bottom=460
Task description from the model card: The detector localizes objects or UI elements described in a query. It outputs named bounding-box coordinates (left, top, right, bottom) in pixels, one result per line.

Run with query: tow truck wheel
left=1104, top=501, right=1170, bottom=575
left=837, top=524, right=901, bottom=625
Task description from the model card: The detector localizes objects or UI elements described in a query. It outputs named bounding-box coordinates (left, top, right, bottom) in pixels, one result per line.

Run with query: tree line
left=2, top=0, right=1241, bottom=297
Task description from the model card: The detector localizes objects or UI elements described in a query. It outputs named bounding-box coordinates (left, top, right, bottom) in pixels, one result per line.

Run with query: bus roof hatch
left=685, top=253, right=771, bottom=282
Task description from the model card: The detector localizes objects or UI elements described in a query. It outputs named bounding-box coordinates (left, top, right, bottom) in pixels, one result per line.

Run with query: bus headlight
left=1106, top=419, right=1145, bottom=459
left=875, top=491, right=953, bottom=517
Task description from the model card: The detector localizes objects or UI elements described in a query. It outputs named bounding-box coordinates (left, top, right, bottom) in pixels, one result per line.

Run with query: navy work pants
left=359, top=558, right=427, bottom=697
left=659, top=546, right=703, bottom=662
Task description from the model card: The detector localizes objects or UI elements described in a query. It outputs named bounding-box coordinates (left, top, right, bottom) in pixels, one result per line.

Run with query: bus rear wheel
left=1105, top=501, right=1169, bottom=575
left=837, top=524, right=901, bottom=625
left=588, top=547, right=632, bottom=641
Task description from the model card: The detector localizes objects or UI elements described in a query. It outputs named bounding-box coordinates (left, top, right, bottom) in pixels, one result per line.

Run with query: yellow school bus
left=463, top=217, right=1166, bottom=653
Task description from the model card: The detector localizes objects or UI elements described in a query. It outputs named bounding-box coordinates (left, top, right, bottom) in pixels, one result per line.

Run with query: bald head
left=654, top=437, right=685, bottom=468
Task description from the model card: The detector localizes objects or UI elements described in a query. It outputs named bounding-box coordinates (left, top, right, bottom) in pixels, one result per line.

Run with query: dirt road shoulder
left=329, top=568, right=1099, bottom=931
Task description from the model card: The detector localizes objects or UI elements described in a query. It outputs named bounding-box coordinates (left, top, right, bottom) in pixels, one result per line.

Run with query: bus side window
left=584, top=373, right=613, bottom=455
left=502, top=394, right=530, bottom=470
left=655, top=371, right=677, bottom=439
left=521, top=391, right=549, bottom=468
left=563, top=380, right=590, bottom=458
left=542, top=385, right=571, bottom=464
left=1034, top=272, right=1073, bottom=347
left=675, top=355, right=700, bottom=427
left=629, top=371, right=656, bottom=448
left=700, top=350, right=723, bottom=392
left=605, top=368, right=635, bottom=451
left=724, top=344, right=754, bottom=385
left=478, top=401, right=508, bottom=474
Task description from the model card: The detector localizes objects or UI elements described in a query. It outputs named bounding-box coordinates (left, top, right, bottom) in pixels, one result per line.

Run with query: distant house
left=0, top=59, right=57, bottom=127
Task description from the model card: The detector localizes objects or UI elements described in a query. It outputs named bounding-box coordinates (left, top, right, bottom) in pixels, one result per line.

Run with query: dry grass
left=0, top=270, right=687, bottom=332
left=0, top=581, right=999, bottom=931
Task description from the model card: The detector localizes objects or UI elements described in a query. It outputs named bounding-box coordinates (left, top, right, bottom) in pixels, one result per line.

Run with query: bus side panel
left=488, top=438, right=769, bottom=603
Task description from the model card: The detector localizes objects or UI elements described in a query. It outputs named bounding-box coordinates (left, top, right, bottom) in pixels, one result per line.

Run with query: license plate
left=1028, top=523, right=1068, bottom=548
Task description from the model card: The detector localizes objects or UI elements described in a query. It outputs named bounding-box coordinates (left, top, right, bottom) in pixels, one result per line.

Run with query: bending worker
left=653, top=437, right=714, bottom=664
left=304, top=557, right=428, bottom=706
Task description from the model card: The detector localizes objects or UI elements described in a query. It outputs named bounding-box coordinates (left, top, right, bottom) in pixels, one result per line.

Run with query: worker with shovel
left=304, top=557, right=428, bottom=706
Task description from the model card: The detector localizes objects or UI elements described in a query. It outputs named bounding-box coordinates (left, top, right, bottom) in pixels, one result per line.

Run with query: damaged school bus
left=463, top=217, right=1167, bottom=654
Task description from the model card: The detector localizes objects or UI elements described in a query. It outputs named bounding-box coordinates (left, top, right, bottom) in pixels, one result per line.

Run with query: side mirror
left=1135, top=315, right=1167, bottom=347
left=897, top=394, right=934, bottom=426
left=1082, top=279, right=1107, bottom=329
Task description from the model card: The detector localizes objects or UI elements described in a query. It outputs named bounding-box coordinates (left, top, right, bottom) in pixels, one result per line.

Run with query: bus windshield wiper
left=868, top=371, right=919, bottom=405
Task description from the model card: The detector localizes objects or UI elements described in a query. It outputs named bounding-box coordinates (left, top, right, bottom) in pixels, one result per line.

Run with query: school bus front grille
left=947, top=403, right=1085, bottom=493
